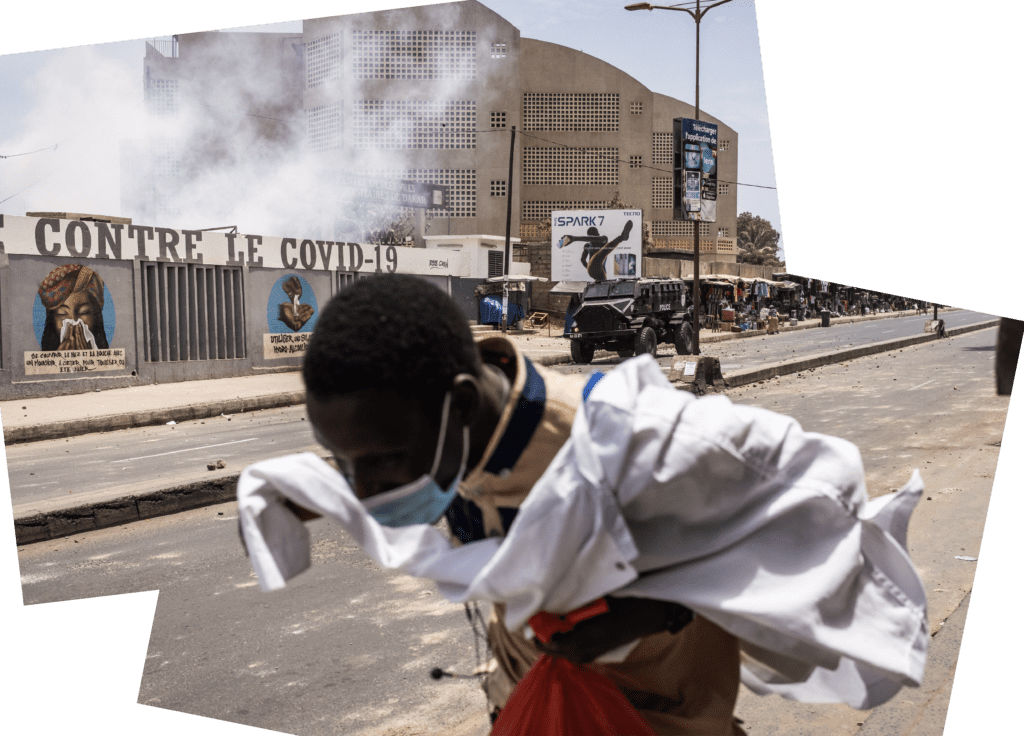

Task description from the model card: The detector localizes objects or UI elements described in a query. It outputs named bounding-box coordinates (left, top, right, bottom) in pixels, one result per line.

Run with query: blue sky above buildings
left=0, top=0, right=780, bottom=248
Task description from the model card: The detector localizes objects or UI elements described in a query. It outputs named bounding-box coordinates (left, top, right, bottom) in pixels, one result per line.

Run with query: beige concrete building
left=301, top=0, right=738, bottom=267
left=125, top=0, right=738, bottom=276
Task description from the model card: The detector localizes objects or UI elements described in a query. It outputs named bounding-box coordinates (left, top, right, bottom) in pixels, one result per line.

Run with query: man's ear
left=451, top=373, right=483, bottom=426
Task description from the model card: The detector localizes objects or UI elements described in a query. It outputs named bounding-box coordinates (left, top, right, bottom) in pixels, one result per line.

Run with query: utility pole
left=502, top=125, right=516, bottom=334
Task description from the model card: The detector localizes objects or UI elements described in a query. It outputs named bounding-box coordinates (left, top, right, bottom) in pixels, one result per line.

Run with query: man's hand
left=534, top=597, right=691, bottom=664
left=281, top=498, right=321, bottom=521
left=278, top=303, right=314, bottom=331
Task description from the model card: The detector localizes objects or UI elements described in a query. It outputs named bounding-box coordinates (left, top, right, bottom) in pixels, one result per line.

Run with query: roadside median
left=691, top=318, right=999, bottom=389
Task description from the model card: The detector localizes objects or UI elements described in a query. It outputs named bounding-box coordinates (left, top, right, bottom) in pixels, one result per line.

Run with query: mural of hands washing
left=277, top=276, right=315, bottom=332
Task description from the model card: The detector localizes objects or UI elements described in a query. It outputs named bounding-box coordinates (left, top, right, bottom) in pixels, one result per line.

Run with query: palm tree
left=736, top=213, right=782, bottom=266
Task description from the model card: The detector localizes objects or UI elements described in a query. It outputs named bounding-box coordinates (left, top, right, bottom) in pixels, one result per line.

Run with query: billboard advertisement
left=551, top=209, right=642, bottom=282
left=673, top=118, right=718, bottom=223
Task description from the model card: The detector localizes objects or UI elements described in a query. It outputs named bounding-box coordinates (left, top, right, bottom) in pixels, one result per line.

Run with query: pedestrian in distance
left=767, top=303, right=779, bottom=334
left=237, top=274, right=930, bottom=736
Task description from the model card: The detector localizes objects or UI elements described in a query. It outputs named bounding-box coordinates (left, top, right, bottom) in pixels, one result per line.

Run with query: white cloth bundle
left=237, top=354, right=927, bottom=709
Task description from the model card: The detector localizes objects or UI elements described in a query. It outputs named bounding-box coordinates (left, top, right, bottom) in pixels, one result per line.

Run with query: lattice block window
left=491, top=180, right=507, bottom=197
left=652, top=221, right=711, bottom=237
left=152, top=143, right=182, bottom=180
left=352, top=100, right=476, bottom=149
left=353, top=30, right=477, bottom=80
left=307, top=102, right=343, bottom=152
left=651, top=177, right=673, bottom=209
left=629, top=155, right=642, bottom=169
left=522, top=201, right=608, bottom=220
left=652, top=133, right=673, bottom=165
left=146, top=78, right=178, bottom=116
left=153, top=190, right=179, bottom=218
left=523, top=93, right=620, bottom=132
left=490, top=111, right=507, bottom=128
left=522, top=147, right=618, bottom=186
left=630, top=102, right=642, bottom=115
left=307, top=33, right=341, bottom=89
left=718, top=227, right=729, bottom=237
left=720, top=139, right=731, bottom=152
left=383, top=169, right=476, bottom=218
left=718, top=182, right=730, bottom=195
left=491, top=42, right=507, bottom=58
left=152, top=143, right=181, bottom=219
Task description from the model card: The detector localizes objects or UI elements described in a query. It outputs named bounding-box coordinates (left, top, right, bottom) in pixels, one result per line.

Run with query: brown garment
left=462, top=336, right=743, bottom=735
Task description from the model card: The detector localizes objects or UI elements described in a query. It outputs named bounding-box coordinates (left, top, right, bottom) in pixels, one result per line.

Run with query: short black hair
left=303, top=274, right=480, bottom=412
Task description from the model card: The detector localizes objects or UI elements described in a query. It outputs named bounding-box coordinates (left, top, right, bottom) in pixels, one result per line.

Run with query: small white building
left=424, top=235, right=531, bottom=280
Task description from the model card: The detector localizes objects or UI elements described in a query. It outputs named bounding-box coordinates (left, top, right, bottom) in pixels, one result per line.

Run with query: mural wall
left=263, top=273, right=319, bottom=361
left=8, top=256, right=136, bottom=391
left=27, top=264, right=125, bottom=375
left=0, top=215, right=477, bottom=399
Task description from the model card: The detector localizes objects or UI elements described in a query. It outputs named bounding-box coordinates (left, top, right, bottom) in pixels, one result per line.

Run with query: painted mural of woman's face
left=55, top=290, right=97, bottom=332
left=53, top=290, right=99, bottom=351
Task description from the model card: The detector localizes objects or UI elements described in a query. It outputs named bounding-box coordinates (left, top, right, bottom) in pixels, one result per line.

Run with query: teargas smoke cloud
left=0, top=45, right=144, bottom=218
left=4, top=3, right=503, bottom=243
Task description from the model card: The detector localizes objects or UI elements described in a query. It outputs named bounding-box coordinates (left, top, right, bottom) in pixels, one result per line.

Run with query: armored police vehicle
left=565, top=277, right=695, bottom=364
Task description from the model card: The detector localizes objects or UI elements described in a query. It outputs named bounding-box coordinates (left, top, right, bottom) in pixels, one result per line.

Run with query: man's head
left=303, top=274, right=484, bottom=500
left=587, top=227, right=599, bottom=237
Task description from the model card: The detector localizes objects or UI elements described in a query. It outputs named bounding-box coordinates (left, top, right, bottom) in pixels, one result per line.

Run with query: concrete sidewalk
left=0, top=307, right=955, bottom=445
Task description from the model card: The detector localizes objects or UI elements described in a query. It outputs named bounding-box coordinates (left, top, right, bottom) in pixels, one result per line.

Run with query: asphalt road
left=7, top=310, right=995, bottom=518
left=16, top=325, right=1009, bottom=736
left=8, top=406, right=319, bottom=516
left=552, top=309, right=994, bottom=376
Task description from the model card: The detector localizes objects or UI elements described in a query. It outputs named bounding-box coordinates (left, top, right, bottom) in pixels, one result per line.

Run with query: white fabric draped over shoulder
left=237, top=354, right=927, bottom=709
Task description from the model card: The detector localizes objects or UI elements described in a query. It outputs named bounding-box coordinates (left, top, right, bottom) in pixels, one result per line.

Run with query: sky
left=0, top=0, right=782, bottom=250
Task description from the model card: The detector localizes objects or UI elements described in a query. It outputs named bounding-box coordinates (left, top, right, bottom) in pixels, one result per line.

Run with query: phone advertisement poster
left=551, top=209, right=643, bottom=282
left=674, top=118, right=718, bottom=223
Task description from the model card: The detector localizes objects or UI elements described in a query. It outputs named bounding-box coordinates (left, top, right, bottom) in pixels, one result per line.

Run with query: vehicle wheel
left=570, top=339, right=595, bottom=364
left=674, top=322, right=694, bottom=355
left=616, top=348, right=635, bottom=358
left=634, top=326, right=657, bottom=358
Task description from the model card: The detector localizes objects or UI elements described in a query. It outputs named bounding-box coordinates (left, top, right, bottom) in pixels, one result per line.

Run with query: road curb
left=3, top=390, right=307, bottom=446
left=714, top=319, right=998, bottom=390
left=14, top=474, right=242, bottom=546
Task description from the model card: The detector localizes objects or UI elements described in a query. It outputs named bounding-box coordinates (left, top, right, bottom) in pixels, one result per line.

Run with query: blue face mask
left=361, top=392, right=470, bottom=527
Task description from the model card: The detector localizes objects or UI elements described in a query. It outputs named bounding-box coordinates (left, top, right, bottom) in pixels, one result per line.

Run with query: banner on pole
left=673, top=118, right=718, bottom=223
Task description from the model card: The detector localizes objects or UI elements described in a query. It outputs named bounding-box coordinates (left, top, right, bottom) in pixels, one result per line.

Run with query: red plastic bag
left=492, top=600, right=656, bottom=736
left=491, top=654, right=657, bottom=736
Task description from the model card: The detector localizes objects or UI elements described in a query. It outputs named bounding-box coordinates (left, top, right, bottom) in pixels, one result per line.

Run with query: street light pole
left=502, top=125, right=516, bottom=334
left=693, top=0, right=702, bottom=354
left=626, top=0, right=733, bottom=355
